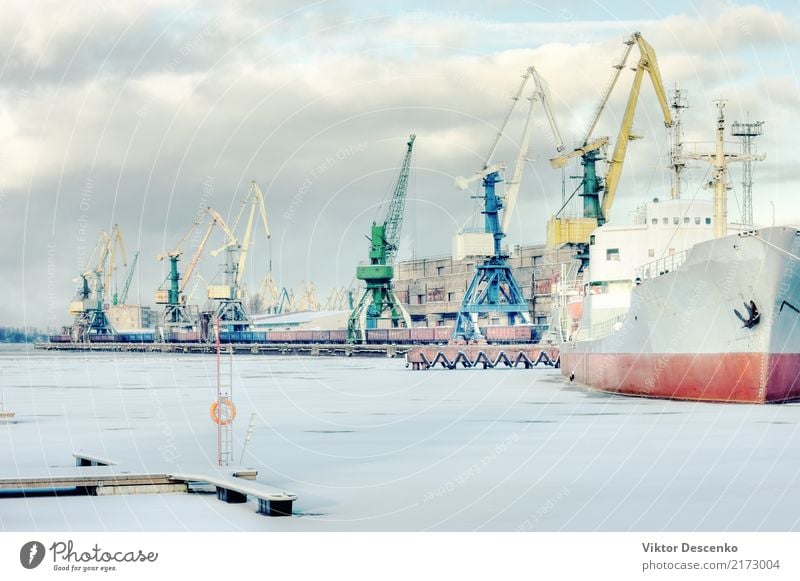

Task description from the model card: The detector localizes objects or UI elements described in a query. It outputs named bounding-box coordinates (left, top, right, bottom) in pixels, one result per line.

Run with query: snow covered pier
left=0, top=463, right=297, bottom=517
left=171, top=473, right=297, bottom=517
left=0, top=468, right=188, bottom=496
left=406, top=345, right=560, bottom=370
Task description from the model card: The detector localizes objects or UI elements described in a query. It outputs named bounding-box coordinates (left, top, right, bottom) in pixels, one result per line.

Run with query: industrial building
left=393, top=244, right=579, bottom=332
left=106, top=305, right=157, bottom=331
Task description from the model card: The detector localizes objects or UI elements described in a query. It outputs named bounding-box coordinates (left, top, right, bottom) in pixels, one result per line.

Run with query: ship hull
left=561, top=351, right=800, bottom=403
left=561, top=227, right=800, bottom=403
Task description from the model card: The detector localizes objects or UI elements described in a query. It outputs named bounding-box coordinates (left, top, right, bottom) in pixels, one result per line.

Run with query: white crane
left=452, top=66, right=565, bottom=340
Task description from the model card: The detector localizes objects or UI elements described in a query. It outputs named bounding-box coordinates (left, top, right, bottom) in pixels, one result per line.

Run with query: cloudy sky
left=1, top=0, right=797, bottom=328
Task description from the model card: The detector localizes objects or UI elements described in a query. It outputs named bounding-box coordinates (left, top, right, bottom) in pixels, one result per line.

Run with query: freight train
left=48, top=325, right=543, bottom=345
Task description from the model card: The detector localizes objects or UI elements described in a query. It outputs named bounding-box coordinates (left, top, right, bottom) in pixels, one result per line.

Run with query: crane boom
left=501, top=67, right=565, bottom=234
left=233, top=181, right=270, bottom=288
left=481, top=69, right=533, bottom=168
left=116, top=251, right=139, bottom=305
left=550, top=137, right=609, bottom=169
left=582, top=38, right=636, bottom=144
left=600, top=33, right=672, bottom=219
left=383, top=135, right=415, bottom=263
left=106, top=224, right=127, bottom=298
left=182, top=208, right=236, bottom=293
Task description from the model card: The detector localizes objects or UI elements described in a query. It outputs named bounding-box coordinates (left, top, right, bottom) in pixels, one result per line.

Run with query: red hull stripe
left=561, top=352, right=800, bottom=403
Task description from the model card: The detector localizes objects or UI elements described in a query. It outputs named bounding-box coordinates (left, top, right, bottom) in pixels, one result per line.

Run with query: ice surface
left=1, top=345, right=799, bottom=532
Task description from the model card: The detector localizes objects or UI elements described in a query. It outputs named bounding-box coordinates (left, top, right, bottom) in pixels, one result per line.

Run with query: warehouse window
left=684, top=217, right=690, bottom=224
left=673, top=217, right=680, bottom=225
left=662, top=217, right=669, bottom=225
left=533, top=255, right=544, bottom=266
left=648, top=249, right=655, bottom=258
left=437, top=266, right=445, bottom=276
left=606, top=248, right=620, bottom=261
left=417, top=294, right=426, bottom=305
left=705, top=217, right=712, bottom=224
left=695, top=217, right=701, bottom=225
left=447, top=292, right=456, bottom=302
left=651, top=218, right=658, bottom=225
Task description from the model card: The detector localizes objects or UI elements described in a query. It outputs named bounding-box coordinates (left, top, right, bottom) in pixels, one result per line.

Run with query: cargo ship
left=559, top=102, right=800, bottom=403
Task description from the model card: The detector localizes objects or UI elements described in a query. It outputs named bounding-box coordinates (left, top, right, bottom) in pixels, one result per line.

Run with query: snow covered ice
left=2, top=345, right=800, bottom=531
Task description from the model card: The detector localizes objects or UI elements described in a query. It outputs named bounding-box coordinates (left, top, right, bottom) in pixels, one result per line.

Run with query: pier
left=1, top=453, right=297, bottom=517
left=34, top=341, right=410, bottom=358
left=406, top=344, right=560, bottom=370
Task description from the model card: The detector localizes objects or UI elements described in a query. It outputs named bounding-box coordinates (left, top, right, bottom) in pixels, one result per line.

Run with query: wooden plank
left=95, top=483, right=188, bottom=496
left=0, top=472, right=174, bottom=490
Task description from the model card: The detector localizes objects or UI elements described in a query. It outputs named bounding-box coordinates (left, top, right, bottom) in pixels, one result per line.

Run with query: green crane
left=347, top=134, right=415, bottom=343
left=113, top=251, right=139, bottom=305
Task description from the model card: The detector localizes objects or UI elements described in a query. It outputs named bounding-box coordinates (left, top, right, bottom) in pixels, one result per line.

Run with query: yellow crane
left=251, top=271, right=281, bottom=314
left=69, top=224, right=126, bottom=338
left=547, top=32, right=672, bottom=249
left=207, top=181, right=270, bottom=332
left=295, top=281, right=320, bottom=311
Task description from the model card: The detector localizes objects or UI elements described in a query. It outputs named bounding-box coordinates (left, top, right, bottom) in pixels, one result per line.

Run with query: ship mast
left=686, top=100, right=765, bottom=238
left=668, top=88, right=688, bottom=199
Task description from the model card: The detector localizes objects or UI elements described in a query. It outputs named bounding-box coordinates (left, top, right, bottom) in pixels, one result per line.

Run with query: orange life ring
left=210, top=398, right=236, bottom=426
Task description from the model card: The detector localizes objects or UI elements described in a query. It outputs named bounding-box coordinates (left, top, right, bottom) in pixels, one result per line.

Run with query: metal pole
left=229, top=342, right=234, bottom=463
left=216, top=317, right=221, bottom=466
left=239, top=412, right=256, bottom=465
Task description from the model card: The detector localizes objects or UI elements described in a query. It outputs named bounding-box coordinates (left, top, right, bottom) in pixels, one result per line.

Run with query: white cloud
left=1, top=1, right=798, bottom=326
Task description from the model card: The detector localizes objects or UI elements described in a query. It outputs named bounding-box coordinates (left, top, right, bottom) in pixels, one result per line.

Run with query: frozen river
left=1, top=345, right=800, bottom=531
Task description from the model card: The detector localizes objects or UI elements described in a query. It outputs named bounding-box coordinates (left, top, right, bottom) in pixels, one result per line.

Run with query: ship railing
left=588, top=312, right=628, bottom=340
left=635, top=250, right=688, bottom=282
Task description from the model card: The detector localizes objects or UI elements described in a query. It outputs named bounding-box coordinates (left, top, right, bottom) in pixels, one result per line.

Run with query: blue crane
left=453, top=67, right=564, bottom=341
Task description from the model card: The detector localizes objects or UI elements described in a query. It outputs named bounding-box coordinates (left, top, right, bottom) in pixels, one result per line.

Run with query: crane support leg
left=453, top=259, right=531, bottom=341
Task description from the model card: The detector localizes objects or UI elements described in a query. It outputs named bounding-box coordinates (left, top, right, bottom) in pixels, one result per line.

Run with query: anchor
left=734, top=300, right=760, bottom=329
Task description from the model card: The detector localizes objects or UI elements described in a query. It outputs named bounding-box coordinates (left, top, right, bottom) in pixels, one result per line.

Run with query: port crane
left=452, top=66, right=564, bottom=341
left=155, top=207, right=236, bottom=337
left=258, top=272, right=280, bottom=314
left=69, top=224, right=126, bottom=339
left=347, top=134, right=416, bottom=343
left=295, top=281, right=321, bottom=311
left=207, top=181, right=270, bottom=334
left=276, top=287, right=295, bottom=314
left=324, top=287, right=352, bottom=311
left=113, top=250, right=139, bottom=306
left=547, top=32, right=672, bottom=265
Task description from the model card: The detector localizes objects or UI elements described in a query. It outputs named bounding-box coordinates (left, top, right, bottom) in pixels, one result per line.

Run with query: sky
left=1, top=0, right=797, bottom=328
